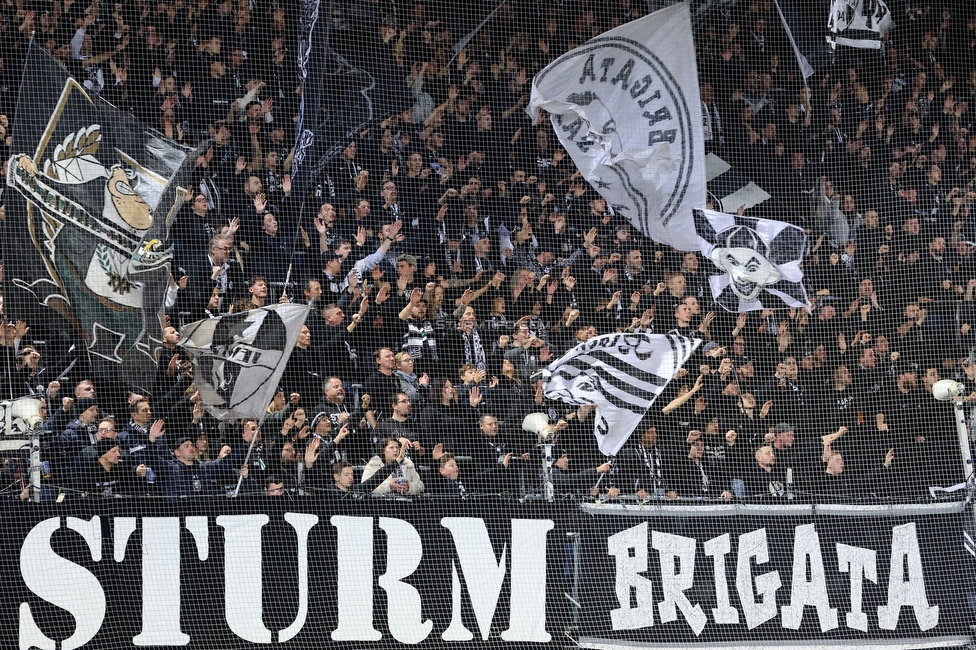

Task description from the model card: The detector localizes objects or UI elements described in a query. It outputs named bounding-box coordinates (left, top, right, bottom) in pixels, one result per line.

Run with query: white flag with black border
left=178, top=304, right=310, bottom=420
left=695, top=208, right=810, bottom=313
left=542, top=332, right=699, bottom=457
left=527, top=3, right=705, bottom=251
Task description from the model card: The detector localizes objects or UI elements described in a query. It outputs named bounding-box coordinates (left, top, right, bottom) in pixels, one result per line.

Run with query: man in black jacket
left=74, top=438, right=151, bottom=498
left=155, top=436, right=246, bottom=498
left=617, top=426, right=679, bottom=500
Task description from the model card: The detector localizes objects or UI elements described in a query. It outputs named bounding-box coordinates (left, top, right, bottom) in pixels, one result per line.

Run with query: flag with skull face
left=694, top=208, right=810, bottom=312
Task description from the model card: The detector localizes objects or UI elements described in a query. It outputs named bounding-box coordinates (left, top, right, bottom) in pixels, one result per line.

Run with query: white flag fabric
left=178, top=304, right=310, bottom=420
left=827, top=0, right=893, bottom=50
left=543, top=332, right=699, bottom=457
left=694, top=208, right=810, bottom=313
left=527, top=3, right=705, bottom=251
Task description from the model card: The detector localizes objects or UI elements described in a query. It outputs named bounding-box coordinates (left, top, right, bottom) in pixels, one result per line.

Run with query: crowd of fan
left=2, top=0, right=976, bottom=501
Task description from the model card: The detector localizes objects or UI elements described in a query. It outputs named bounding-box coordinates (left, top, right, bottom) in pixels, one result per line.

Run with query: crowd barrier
left=1, top=498, right=972, bottom=649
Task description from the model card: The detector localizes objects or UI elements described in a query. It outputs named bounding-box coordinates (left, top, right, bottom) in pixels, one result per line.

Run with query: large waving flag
left=290, top=0, right=410, bottom=202
left=179, top=304, right=309, bottom=420
left=542, top=332, right=699, bottom=456
left=694, top=208, right=810, bottom=313
left=527, top=3, right=705, bottom=251
left=3, top=42, right=199, bottom=389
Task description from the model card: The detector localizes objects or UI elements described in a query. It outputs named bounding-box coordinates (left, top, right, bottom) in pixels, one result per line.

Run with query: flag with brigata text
left=527, top=3, right=706, bottom=252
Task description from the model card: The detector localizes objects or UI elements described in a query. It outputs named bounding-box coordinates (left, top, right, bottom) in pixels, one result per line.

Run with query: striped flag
left=542, top=332, right=699, bottom=456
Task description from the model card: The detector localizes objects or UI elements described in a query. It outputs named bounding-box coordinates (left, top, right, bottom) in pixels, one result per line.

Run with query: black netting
left=0, top=0, right=974, bottom=648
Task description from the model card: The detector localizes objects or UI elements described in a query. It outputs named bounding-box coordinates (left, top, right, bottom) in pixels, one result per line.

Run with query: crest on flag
left=527, top=3, right=705, bottom=251
left=2, top=43, right=198, bottom=388
left=543, top=332, right=699, bottom=457
left=179, top=304, right=309, bottom=420
left=695, top=208, right=809, bottom=312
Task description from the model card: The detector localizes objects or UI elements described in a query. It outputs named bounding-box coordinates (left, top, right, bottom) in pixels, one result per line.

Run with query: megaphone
left=0, top=397, right=44, bottom=452
left=932, top=379, right=966, bottom=402
left=522, top=412, right=555, bottom=444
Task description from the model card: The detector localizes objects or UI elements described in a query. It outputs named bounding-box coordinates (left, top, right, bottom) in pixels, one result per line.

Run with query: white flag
left=827, top=0, right=893, bottom=50
left=694, top=208, right=810, bottom=313
left=527, top=3, right=705, bottom=251
left=543, top=332, right=699, bottom=456
left=178, top=304, right=310, bottom=420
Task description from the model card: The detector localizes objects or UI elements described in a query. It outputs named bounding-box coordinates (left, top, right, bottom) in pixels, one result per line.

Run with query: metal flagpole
left=233, top=409, right=273, bottom=497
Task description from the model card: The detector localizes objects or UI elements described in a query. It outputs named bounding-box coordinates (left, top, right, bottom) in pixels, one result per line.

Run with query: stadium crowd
left=0, top=0, right=975, bottom=502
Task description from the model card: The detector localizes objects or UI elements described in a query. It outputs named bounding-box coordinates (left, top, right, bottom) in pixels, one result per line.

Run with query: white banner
left=527, top=3, right=705, bottom=251
left=179, top=304, right=310, bottom=420
left=543, top=332, right=699, bottom=457
left=694, top=208, right=809, bottom=312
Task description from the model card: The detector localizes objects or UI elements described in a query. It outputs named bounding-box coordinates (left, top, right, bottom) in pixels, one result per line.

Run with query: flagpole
left=233, top=409, right=272, bottom=497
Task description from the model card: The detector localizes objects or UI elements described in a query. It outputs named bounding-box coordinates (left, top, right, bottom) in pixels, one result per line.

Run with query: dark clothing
left=617, top=444, right=678, bottom=496
left=362, top=371, right=402, bottom=420
left=157, top=450, right=245, bottom=498
left=672, top=457, right=725, bottom=498
left=73, top=458, right=148, bottom=497
left=742, top=464, right=785, bottom=499
left=429, top=474, right=471, bottom=499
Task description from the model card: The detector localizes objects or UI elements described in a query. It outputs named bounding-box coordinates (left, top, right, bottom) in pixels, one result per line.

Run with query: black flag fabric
left=2, top=42, right=195, bottom=388
left=694, top=208, right=810, bottom=312
left=774, top=0, right=834, bottom=80
left=290, top=0, right=411, bottom=204
left=178, top=304, right=309, bottom=421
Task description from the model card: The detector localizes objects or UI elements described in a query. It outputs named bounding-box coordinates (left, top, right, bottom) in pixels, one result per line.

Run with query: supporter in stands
left=360, top=436, right=424, bottom=496
left=454, top=413, right=529, bottom=494
left=73, top=438, right=152, bottom=498
left=553, top=451, right=617, bottom=497
left=156, top=436, right=245, bottom=498
left=674, top=437, right=733, bottom=500
left=429, top=450, right=469, bottom=499
left=374, top=393, right=426, bottom=459
left=178, top=235, right=241, bottom=319
left=328, top=460, right=386, bottom=500
left=282, top=326, right=320, bottom=399
left=618, top=425, right=678, bottom=500
left=219, top=418, right=269, bottom=495
left=4, top=0, right=976, bottom=507
left=55, top=398, right=100, bottom=475
left=744, top=445, right=785, bottom=498
left=121, top=399, right=165, bottom=448
left=363, top=348, right=401, bottom=420
left=393, top=352, right=430, bottom=407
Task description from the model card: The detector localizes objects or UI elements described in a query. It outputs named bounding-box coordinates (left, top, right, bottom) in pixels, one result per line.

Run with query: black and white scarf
left=461, top=329, right=487, bottom=372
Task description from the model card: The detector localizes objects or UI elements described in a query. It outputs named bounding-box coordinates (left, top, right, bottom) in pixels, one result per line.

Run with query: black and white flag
left=774, top=0, right=833, bottom=79
left=543, top=332, right=699, bottom=456
left=3, top=43, right=199, bottom=389
left=694, top=208, right=809, bottom=313
left=527, top=3, right=705, bottom=251
left=827, top=0, right=894, bottom=50
left=178, top=304, right=309, bottom=420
